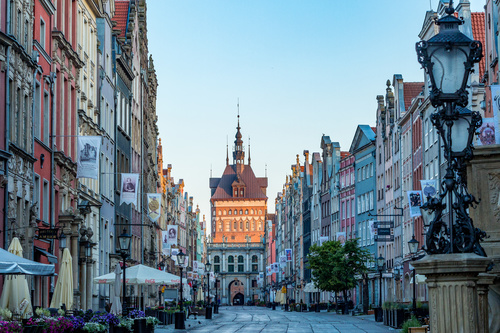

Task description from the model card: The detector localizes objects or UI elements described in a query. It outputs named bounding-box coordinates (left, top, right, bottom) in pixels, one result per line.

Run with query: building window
left=252, top=255, right=258, bottom=272
left=238, top=255, right=244, bottom=272
left=214, top=256, right=220, bottom=273
left=245, top=209, right=248, bottom=215
left=228, top=256, right=234, bottom=272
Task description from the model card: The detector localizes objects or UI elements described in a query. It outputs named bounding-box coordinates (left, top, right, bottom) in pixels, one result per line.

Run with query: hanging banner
left=193, top=261, right=198, bottom=272
left=162, top=231, right=170, bottom=249
left=369, top=220, right=376, bottom=238
left=319, top=236, right=329, bottom=245
left=167, top=225, right=178, bottom=246
left=120, top=173, right=139, bottom=206
left=76, top=136, right=101, bottom=179
left=279, top=255, right=287, bottom=267
left=285, top=249, right=292, bottom=262
left=271, top=262, right=279, bottom=273
left=420, top=180, right=437, bottom=199
left=336, top=232, right=346, bottom=245
left=266, top=266, right=272, bottom=276
left=482, top=85, right=500, bottom=145
left=197, top=262, right=205, bottom=275
left=407, top=191, right=423, bottom=217
left=147, top=193, right=161, bottom=222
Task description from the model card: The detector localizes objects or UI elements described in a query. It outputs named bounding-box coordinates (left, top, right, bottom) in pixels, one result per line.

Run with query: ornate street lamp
left=376, top=255, right=384, bottom=322
left=416, top=0, right=486, bottom=256
left=59, top=231, right=67, bottom=250
left=118, top=228, right=131, bottom=316
left=408, top=236, right=420, bottom=314
left=205, top=260, right=212, bottom=319
left=175, top=249, right=186, bottom=329
left=214, top=273, right=219, bottom=314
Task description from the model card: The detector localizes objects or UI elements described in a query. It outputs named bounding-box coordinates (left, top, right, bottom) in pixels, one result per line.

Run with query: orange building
left=209, top=116, right=268, bottom=244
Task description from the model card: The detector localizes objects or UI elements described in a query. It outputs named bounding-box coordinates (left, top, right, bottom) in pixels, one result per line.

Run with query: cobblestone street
left=156, top=306, right=397, bottom=333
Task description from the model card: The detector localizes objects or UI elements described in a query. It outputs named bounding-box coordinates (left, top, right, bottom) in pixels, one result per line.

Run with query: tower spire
left=248, top=137, right=251, bottom=166
left=233, top=103, right=245, bottom=170
left=226, top=136, right=229, bottom=166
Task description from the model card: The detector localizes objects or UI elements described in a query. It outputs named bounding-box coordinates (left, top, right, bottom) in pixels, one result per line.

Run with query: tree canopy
left=307, top=238, right=372, bottom=294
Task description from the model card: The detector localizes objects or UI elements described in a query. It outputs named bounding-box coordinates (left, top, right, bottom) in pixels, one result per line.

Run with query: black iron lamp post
left=408, top=236, right=420, bottom=314
left=376, top=255, right=385, bottom=322
left=118, top=228, right=131, bottom=316
left=214, top=273, right=219, bottom=314
left=175, top=249, right=186, bottom=330
left=205, top=260, right=212, bottom=319
left=416, top=0, right=486, bottom=256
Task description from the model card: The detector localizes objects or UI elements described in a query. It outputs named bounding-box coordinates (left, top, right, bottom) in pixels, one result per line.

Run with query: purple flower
left=128, top=309, right=145, bottom=318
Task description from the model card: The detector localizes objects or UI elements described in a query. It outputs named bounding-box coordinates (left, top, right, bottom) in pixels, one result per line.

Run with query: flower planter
left=391, top=309, right=405, bottom=329
left=408, top=328, right=427, bottom=333
left=133, top=318, right=147, bottom=333
left=23, top=326, right=42, bottom=333
left=367, top=309, right=374, bottom=315
left=110, top=327, right=131, bottom=333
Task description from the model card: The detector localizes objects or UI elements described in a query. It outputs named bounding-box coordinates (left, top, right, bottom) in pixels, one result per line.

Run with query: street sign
left=374, top=221, right=394, bottom=242
left=38, top=228, right=59, bottom=239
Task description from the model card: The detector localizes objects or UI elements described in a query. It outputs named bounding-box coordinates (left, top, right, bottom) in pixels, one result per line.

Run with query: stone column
left=412, top=253, right=491, bottom=333
left=80, top=257, right=87, bottom=309
left=86, top=258, right=93, bottom=310
left=222, top=251, right=226, bottom=272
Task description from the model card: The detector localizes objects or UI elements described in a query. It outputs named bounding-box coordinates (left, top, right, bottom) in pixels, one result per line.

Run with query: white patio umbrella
left=0, top=238, right=33, bottom=318
left=50, top=248, right=73, bottom=310
left=109, top=264, right=122, bottom=315
left=93, top=264, right=180, bottom=285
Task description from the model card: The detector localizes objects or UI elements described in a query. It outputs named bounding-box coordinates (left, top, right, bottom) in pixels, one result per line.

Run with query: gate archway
left=228, top=279, right=245, bottom=305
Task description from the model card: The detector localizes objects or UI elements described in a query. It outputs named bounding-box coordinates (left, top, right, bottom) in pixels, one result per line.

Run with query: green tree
left=307, top=238, right=372, bottom=313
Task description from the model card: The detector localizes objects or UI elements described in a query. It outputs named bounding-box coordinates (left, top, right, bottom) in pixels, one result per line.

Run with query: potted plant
left=83, top=322, right=107, bottom=333
left=0, top=320, right=22, bottom=333
left=145, top=316, right=160, bottom=333
left=129, top=309, right=147, bottom=333
left=401, top=316, right=424, bottom=333
left=114, top=317, right=134, bottom=333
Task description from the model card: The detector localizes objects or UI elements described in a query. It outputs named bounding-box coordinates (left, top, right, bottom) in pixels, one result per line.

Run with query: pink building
left=339, top=152, right=355, bottom=240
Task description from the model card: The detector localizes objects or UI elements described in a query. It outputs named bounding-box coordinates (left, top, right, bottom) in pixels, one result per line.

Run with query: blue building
left=349, top=125, right=377, bottom=311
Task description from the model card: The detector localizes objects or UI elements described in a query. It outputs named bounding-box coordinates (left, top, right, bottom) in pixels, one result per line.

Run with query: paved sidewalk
left=155, top=306, right=397, bottom=333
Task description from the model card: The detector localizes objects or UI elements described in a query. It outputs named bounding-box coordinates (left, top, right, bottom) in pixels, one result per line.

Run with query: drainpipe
left=4, top=2, right=12, bottom=247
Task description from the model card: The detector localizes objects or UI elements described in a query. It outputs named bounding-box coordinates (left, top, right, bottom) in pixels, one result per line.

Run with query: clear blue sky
left=147, top=0, right=485, bottom=218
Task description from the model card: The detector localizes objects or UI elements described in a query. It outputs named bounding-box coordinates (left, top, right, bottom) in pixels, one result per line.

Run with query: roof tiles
left=471, top=12, right=485, bottom=80
left=113, top=0, right=129, bottom=38
left=403, top=82, right=424, bottom=111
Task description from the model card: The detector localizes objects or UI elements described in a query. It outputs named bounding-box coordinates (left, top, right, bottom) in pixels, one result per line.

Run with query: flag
left=336, top=232, right=346, bottom=245
left=76, top=136, right=101, bottom=179
left=319, top=236, right=329, bottom=245
left=166, top=225, right=178, bottom=246
left=120, top=173, right=139, bottom=206
left=147, top=193, right=161, bottom=222
left=279, top=255, right=287, bottom=267
left=420, top=180, right=437, bottom=199
left=285, top=249, right=292, bottom=262
left=161, top=231, right=169, bottom=249
left=266, top=266, right=272, bottom=276
left=408, top=190, right=423, bottom=217
left=271, top=263, right=279, bottom=273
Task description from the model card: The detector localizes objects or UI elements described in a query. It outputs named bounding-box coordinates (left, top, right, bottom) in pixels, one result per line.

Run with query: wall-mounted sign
left=38, top=228, right=58, bottom=239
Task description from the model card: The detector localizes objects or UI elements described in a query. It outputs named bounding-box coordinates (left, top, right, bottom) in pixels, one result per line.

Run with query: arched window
left=246, top=221, right=249, bottom=230
left=223, top=210, right=226, bottom=215
left=238, top=255, right=244, bottom=272
left=228, top=255, right=234, bottom=272
left=259, top=210, right=262, bottom=215
left=258, top=221, right=262, bottom=231
left=251, top=209, right=254, bottom=214
left=218, top=222, right=222, bottom=231
left=240, top=221, right=243, bottom=230
left=212, top=210, right=215, bottom=216
left=214, top=256, right=220, bottom=273
left=234, top=221, right=237, bottom=230
left=234, top=189, right=238, bottom=197
left=229, top=210, right=232, bottom=215
left=252, top=221, right=256, bottom=231
left=218, top=210, right=222, bottom=216
left=251, top=255, right=258, bottom=272
left=245, top=209, right=248, bottom=215
left=239, top=210, right=243, bottom=215
left=234, top=209, right=237, bottom=215
left=240, top=189, right=244, bottom=196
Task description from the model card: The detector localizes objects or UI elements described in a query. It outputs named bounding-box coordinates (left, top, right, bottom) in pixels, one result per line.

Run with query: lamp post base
left=174, top=311, right=185, bottom=329
left=412, top=253, right=491, bottom=333
left=205, top=306, right=212, bottom=319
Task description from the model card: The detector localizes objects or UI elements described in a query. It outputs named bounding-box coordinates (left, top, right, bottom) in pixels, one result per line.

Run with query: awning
left=35, top=247, right=58, bottom=264
left=0, top=246, right=55, bottom=276
left=410, top=274, right=426, bottom=285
